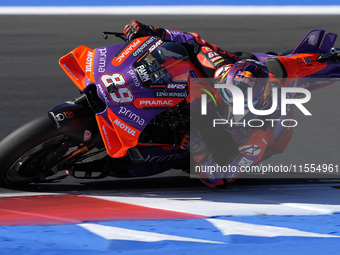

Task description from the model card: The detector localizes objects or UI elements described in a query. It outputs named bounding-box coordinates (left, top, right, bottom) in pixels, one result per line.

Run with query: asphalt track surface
left=0, top=15, right=339, bottom=191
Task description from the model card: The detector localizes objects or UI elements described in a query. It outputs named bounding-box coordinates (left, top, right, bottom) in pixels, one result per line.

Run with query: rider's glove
left=123, top=20, right=165, bottom=41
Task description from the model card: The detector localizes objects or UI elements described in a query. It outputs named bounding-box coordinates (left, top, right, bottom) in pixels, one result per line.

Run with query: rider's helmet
left=217, top=59, right=272, bottom=130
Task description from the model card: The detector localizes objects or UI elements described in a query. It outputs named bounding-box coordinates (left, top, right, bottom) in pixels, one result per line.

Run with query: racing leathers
left=124, top=20, right=294, bottom=187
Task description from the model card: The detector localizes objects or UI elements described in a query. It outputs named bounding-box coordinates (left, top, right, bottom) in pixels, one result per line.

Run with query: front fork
left=45, top=94, right=107, bottom=177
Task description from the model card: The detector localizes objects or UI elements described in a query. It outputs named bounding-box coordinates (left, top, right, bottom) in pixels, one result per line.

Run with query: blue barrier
left=1, top=0, right=340, bottom=6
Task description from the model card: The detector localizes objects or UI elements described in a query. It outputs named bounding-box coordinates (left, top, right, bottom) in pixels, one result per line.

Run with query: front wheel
left=0, top=115, right=67, bottom=187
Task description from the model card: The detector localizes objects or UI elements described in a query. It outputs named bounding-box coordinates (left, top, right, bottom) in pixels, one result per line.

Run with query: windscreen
left=133, top=42, right=189, bottom=88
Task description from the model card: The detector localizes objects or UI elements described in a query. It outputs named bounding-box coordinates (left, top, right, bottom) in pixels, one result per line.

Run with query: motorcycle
left=0, top=29, right=339, bottom=187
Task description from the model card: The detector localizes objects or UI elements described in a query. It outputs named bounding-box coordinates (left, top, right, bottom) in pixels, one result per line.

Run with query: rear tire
left=0, top=115, right=64, bottom=187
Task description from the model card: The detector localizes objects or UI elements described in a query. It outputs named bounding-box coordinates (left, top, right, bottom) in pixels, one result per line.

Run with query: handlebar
left=102, top=32, right=127, bottom=42
left=317, top=47, right=340, bottom=62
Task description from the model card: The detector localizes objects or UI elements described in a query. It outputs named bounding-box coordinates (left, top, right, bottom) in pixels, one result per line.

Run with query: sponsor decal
left=97, top=47, right=107, bottom=73
left=118, top=106, right=145, bottom=126
left=127, top=68, right=141, bottom=87
left=97, top=84, right=110, bottom=104
left=112, top=119, right=136, bottom=136
left=49, top=112, right=61, bottom=129
left=112, top=39, right=144, bottom=66
left=132, top=36, right=158, bottom=58
left=239, top=145, right=261, bottom=156
left=148, top=38, right=163, bottom=53
left=101, top=125, right=112, bottom=150
left=200, top=48, right=226, bottom=68
left=234, top=71, right=256, bottom=87
left=165, top=29, right=181, bottom=36
left=149, top=84, right=167, bottom=89
left=83, top=130, right=92, bottom=142
left=153, top=91, right=188, bottom=98
left=135, top=64, right=150, bottom=83
left=210, top=56, right=222, bottom=62
left=145, top=150, right=190, bottom=162
left=214, top=65, right=232, bottom=79
left=56, top=111, right=74, bottom=121
left=85, top=51, right=94, bottom=73
left=166, top=83, right=187, bottom=90
left=134, top=98, right=183, bottom=109
left=205, top=51, right=225, bottom=67
left=208, top=52, right=220, bottom=59
left=213, top=59, right=225, bottom=67
left=49, top=111, right=75, bottom=128
left=201, top=46, right=213, bottom=53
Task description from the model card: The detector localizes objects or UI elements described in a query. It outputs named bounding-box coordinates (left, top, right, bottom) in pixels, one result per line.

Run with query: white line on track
left=1, top=6, right=340, bottom=15
left=79, top=223, right=226, bottom=243
left=87, top=183, right=340, bottom=217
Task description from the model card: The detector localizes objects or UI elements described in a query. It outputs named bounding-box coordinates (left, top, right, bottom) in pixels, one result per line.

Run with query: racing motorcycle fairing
left=291, top=30, right=337, bottom=54
left=59, top=45, right=96, bottom=91
left=253, top=30, right=339, bottom=87
left=95, top=108, right=141, bottom=158
left=264, top=53, right=328, bottom=86
left=60, top=37, right=192, bottom=158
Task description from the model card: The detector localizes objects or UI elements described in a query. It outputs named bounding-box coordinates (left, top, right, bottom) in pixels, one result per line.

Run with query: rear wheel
left=0, top=115, right=67, bottom=187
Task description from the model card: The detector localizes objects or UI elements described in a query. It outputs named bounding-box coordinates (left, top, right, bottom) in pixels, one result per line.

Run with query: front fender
left=48, top=101, right=97, bottom=143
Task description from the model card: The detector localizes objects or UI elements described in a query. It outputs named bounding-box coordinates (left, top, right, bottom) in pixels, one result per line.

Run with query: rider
left=124, top=20, right=294, bottom=187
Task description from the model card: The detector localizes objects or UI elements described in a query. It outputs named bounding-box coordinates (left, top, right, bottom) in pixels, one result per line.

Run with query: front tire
left=0, top=115, right=65, bottom=187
